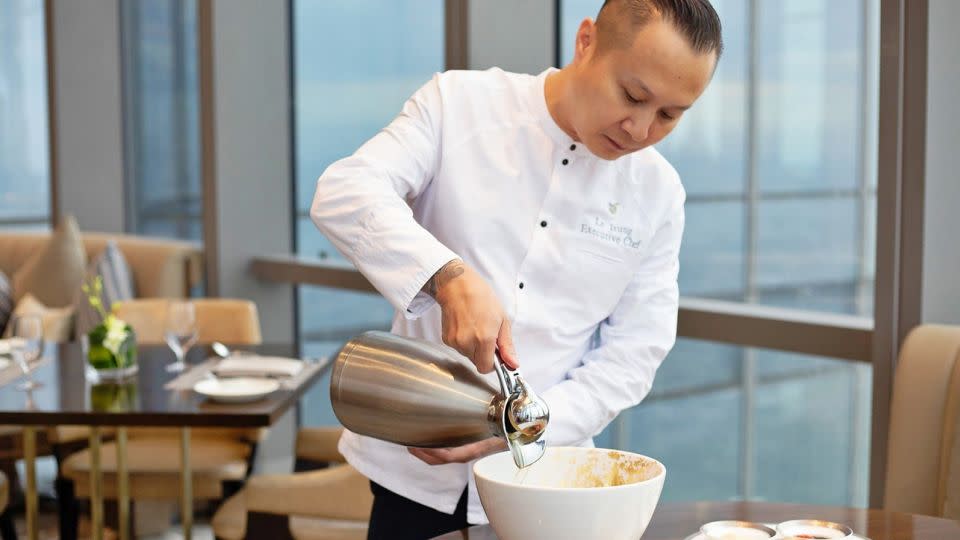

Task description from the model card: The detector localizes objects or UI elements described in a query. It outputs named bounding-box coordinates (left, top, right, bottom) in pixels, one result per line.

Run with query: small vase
left=83, top=324, right=139, bottom=382
left=90, top=381, right=138, bottom=412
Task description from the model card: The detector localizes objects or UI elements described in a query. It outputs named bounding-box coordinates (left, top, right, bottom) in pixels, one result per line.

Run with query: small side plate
left=193, top=377, right=280, bottom=403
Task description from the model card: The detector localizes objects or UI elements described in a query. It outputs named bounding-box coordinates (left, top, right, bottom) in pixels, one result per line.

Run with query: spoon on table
left=211, top=342, right=231, bottom=359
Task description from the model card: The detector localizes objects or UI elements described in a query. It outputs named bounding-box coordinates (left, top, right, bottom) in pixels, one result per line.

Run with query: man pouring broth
left=310, top=0, right=723, bottom=537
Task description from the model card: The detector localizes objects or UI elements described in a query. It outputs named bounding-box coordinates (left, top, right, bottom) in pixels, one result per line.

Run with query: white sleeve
left=310, top=73, right=458, bottom=318
left=540, top=194, right=685, bottom=446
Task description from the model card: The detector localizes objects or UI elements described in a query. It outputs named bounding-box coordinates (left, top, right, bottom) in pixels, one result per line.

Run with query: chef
left=311, top=0, right=722, bottom=538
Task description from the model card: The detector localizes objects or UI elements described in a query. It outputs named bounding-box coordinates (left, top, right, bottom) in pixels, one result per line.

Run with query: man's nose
left=621, top=108, right=654, bottom=143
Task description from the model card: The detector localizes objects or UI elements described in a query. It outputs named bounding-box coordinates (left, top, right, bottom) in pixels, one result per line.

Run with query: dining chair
left=55, top=297, right=265, bottom=538
left=211, top=426, right=372, bottom=540
left=111, top=297, right=263, bottom=345
left=885, top=323, right=960, bottom=518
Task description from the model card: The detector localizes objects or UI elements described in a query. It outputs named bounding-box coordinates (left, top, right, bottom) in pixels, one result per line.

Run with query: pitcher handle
left=493, top=349, right=517, bottom=397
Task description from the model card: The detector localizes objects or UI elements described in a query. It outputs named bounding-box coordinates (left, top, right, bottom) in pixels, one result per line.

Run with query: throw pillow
left=74, top=240, right=136, bottom=336
left=13, top=215, right=88, bottom=307
left=0, top=270, right=12, bottom=336
left=2, top=294, right=75, bottom=342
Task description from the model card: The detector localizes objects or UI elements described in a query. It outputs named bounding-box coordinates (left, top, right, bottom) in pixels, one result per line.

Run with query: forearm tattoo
left=424, top=259, right=465, bottom=298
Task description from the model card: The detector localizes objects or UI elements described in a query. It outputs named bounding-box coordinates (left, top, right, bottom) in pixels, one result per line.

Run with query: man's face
left=566, top=17, right=716, bottom=160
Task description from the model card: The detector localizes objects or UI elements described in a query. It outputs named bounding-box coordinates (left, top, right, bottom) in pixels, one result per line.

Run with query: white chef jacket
left=310, top=67, right=685, bottom=524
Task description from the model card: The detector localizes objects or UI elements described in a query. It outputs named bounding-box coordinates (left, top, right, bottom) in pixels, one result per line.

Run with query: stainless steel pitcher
left=329, top=330, right=549, bottom=468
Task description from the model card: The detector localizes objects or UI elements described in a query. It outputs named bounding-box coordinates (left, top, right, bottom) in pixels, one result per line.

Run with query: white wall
left=921, top=0, right=960, bottom=324
left=206, top=0, right=295, bottom=346
left=205, top=0, right=296, bottom=475
left=49, top=0, right=125, bottom=233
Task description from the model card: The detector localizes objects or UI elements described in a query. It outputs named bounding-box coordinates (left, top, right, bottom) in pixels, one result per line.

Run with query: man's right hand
left=424, top=259, right=518, bottom=374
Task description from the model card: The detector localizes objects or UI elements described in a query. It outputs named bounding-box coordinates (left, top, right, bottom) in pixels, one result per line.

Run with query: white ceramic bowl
left=473, top=447, right=666, bottom=540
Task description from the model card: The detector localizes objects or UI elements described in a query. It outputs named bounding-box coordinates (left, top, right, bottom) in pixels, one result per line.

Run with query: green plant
left=82, top=276, right=137, bottom=369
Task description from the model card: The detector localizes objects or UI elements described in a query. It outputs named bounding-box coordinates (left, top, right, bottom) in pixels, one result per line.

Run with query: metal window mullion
left=869, top=0, right=928, bottom=507
left=119, top=0, right=141, bottom=234
left=850, top=0, right=880, bottom=507
left=739, top=0, right=762, bottom=502
left=856, top=0, right=875, bottom=317
left=171, top=0, right=191, bottom=240
left=444, top=0, right=468, bottom=70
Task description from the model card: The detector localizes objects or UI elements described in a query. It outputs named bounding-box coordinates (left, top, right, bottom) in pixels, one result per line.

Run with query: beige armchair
left=112, top=298, right=263, bottom=345
left=0, top=230, right=203, bottom=301
left=885, top=324, right=960, bottom=518
left=57, top=298, right=264, bottom=538
left=212, top=427, right=372, bottom=540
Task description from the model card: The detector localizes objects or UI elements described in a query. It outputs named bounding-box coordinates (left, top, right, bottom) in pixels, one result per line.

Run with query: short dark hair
left=596, top=0, right=724, bottom=59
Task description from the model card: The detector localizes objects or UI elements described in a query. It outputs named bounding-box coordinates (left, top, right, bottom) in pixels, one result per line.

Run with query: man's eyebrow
left=626, top=77, right=656, bottom=99
left=629, top=78, right=692, bottom=110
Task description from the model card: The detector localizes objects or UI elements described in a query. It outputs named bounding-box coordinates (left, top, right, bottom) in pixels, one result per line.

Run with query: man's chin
left=583, top=141, right=624, bottom=161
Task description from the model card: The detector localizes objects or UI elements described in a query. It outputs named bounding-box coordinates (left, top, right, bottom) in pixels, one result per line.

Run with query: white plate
left=193, top=377, right=280, bottom=403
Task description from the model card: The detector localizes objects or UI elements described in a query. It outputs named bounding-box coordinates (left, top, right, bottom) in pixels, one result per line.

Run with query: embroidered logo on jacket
left=581, top=215, right=642, bottom=249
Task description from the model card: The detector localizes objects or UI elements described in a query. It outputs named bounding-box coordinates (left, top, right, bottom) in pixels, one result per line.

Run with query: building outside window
left=0, top=0, right=50, bottom=230
left=120, top=0, right=202, bottom=241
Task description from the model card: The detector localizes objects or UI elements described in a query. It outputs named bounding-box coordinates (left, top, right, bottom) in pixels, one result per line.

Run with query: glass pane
left=756, top=198, right=865, bottom=314
left=602, top=339, right=870, bottom=505
left=120, top=0, right=202, bottom=242
left=756, top=0, right=864, bottom=194
left=293, top=1, right=445, bottom=426
left=751, top=349, right=872, bottom=505
left=679, top=200, right=745, bottom=298
left=0, top=0, right=50, bottom=227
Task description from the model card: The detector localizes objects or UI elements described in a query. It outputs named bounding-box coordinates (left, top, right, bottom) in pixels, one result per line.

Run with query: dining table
left=430, top=500, right=960, bottom=539
left=0, top=342, right=329, bottom=540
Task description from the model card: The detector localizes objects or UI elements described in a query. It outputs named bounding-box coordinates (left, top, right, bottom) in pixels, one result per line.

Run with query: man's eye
left=624, top=89, right=642, bottom=104
left=659, top=110, right=676, bottom=120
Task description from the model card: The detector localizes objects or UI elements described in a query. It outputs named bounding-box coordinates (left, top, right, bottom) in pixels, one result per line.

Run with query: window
left=0, top=0, right=50, bottom=230
left=293, top=1, right=445, bottom=426
left=562, top=0, right=879, bottom=505
left=120, top=0, right=202, bottom=241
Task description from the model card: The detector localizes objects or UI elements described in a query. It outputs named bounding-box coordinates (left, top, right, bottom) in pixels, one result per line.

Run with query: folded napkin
left=211, top=355, right=305, bottom=379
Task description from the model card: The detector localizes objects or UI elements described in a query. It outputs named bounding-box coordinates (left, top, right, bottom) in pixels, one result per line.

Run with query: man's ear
left=573, top=18, right=598, bottom=65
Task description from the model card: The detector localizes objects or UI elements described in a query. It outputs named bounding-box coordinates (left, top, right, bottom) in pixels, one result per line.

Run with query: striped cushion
left=74, top=240, right=136, bottom=336
left=0, top=271, right=12, bottom=336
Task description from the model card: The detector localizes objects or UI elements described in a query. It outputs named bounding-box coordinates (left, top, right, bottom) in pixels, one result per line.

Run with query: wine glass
left=12, top=314, right=43, bottom=391
left=163, top=301, right=198, bottom=373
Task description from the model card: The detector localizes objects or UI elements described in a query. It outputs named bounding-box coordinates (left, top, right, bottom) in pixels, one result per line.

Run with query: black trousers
left=367, top=481, right=470, bottom=540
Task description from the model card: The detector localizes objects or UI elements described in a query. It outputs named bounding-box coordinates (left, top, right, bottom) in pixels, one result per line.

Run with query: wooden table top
left=0, top=343, right=328, bottom=427
left=432, top=501, right=960, bottom=539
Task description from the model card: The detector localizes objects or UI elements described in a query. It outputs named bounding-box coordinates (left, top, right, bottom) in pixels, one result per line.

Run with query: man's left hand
left=408, top=437, right=507, bottom=465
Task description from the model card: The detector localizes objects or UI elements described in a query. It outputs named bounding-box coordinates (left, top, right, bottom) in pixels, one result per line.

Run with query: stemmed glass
left=12, top=314, right=43, bottom=391
left=164, top=301, right=198, bottom=373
